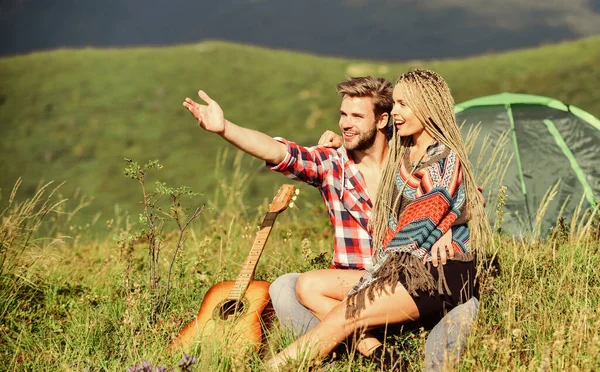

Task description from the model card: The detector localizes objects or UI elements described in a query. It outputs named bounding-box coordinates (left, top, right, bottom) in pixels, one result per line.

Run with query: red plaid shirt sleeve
left=267, top=137, right=374, bottom=270
left=266, top=137, right=335, bottom=187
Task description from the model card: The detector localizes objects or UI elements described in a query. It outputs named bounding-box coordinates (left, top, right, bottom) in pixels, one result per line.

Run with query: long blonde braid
left=369, top=69, right=492, bottom=255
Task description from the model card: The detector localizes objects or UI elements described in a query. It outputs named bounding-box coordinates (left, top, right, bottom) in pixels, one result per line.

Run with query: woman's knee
left=295, top=271, right=322, bottom=308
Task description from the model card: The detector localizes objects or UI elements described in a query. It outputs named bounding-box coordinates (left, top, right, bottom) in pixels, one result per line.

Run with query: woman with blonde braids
left=267, top=69, right=491, bottom=369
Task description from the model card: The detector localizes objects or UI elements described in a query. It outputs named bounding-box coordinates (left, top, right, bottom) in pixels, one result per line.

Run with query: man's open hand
left=183, top=90, right=226, bottom=134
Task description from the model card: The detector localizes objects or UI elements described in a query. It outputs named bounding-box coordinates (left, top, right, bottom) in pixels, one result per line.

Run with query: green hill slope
left=1, top=36, right=599, bottom=230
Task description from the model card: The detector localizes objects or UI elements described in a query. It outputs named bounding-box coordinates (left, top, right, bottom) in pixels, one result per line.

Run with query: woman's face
left=391, top=83, right=425, bottom=138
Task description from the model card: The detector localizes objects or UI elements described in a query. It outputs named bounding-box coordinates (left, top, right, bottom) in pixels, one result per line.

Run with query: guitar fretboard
left=227, top=211, right=279, bottom=301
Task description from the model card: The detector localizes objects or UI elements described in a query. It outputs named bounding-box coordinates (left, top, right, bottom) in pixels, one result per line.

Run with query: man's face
left=338, top=96, right=379, bottom=152
left=391, top=84, right=425, bottom=138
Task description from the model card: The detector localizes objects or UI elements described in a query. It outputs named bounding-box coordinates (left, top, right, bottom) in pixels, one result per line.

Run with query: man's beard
left=345, top=126, right=378, bottom=152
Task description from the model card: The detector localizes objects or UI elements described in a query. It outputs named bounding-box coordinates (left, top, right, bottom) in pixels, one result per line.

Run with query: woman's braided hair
left=369, top=69, right=491, bottom=254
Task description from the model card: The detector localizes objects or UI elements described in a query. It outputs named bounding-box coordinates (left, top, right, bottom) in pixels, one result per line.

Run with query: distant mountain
left=2, top=0, right=600, bottom=60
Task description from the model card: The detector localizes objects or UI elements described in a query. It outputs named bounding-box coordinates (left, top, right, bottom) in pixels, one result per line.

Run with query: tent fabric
left=455, top=92, right=569, bottom=112
left=454, top=93, right=600, bottom=236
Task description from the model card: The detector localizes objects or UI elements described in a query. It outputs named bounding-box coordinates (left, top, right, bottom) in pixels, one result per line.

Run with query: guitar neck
left=227, top=211, right=279, bottom=301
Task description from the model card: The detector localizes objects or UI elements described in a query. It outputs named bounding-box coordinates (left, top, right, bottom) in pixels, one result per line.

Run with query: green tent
left=455, top=93, right=600, bottom=236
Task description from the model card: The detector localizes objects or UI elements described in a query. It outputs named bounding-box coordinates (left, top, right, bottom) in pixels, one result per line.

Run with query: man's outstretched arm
left=183, top=90, right=287, bottom=164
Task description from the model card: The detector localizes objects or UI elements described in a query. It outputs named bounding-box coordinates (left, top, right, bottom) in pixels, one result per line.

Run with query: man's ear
left=377, top=113, right=390, bottom=130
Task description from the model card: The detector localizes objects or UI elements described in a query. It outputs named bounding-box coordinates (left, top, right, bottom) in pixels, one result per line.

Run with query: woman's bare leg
left=295, top=269, right=382, bottom=355
left=295, top=269, right=362, bottom=319
left=267, top=271, right=420, bottom=368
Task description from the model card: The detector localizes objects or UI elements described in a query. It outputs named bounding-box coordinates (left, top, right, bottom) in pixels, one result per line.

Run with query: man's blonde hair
left=336, top=76, right=393, bottom=118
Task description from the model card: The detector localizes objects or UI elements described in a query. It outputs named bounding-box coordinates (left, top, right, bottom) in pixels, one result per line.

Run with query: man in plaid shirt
left=183, top=77, right=479, bottom=370
left=267, top=137, right=376, bottom=271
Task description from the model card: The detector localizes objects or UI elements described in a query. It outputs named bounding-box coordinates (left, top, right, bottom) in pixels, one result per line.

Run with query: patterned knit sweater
left=346, top=142, right=472, bottom=316
left=382, top=142, right=470, bottom=260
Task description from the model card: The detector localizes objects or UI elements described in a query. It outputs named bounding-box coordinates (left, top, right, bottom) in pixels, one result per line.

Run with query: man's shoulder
left=273, top=138, right=348, bottom=177
left=301, top=144, right=347, bottom=163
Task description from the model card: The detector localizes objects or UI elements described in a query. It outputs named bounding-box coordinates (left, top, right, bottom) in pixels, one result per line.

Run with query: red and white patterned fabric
left=267, top=138, right=374, bottom=270
left=382, top=143, right=470, bottom=261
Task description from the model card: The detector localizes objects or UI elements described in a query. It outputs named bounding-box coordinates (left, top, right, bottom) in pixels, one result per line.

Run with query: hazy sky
left=1, top=0, right=599, bottom=59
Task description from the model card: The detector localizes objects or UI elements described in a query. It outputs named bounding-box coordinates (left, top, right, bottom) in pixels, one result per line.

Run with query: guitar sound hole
left=218, top=300, right=245, bottom=320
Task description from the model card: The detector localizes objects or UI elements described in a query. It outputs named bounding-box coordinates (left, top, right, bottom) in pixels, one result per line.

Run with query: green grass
left=1, top=36, right=599, bottom=230
left=1, top=36, right=599, bottom=370
left=1, top=166, right=599, bottom=371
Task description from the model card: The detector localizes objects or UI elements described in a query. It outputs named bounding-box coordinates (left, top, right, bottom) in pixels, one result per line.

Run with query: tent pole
left=543, top=119, right=597, bottom=208
left=506, top=104, right=533, bottom=231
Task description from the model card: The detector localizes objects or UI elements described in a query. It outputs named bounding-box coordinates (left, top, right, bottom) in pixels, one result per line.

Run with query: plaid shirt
left=267, top=138, right=374, bottom=270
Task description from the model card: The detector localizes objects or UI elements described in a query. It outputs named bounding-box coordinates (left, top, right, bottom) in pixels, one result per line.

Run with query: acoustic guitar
left=168, top=184, right=298, bottom=353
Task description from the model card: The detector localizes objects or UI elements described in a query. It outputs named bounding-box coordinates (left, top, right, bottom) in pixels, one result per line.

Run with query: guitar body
left=168, top=184, right=297, bottom=354
left=169, top=280, right=271, bottom=352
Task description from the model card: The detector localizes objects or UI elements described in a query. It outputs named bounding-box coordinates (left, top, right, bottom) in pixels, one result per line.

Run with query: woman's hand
left=183, top=90, right=226, bottom=134
left=318, top=130, right=343, bottom=148
left=454, top=212, right=469, bottom=226
left=427, top=228, right=454, bottom=267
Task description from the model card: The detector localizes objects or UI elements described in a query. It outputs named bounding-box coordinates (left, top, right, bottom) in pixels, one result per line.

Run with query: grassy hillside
left=1, top=170, right=598, bottom=370
left=1, top=36, right=599, bottom=234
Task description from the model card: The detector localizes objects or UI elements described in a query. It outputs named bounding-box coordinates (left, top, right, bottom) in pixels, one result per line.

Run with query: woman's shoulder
left=418, top=144, right=464, bottom=190
left=419, top=142, right=461, bottom=171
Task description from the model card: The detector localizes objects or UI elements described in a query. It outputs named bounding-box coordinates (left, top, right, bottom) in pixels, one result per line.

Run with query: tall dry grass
left=0, top=148, right=598, bottom=370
